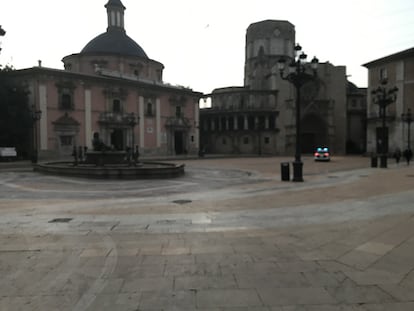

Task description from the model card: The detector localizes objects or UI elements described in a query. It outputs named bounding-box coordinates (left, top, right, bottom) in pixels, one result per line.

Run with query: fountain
left=34, top=133, right=185, bottom=179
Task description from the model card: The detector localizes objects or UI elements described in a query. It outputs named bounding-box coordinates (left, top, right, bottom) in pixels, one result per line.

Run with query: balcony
left=165, top=116, right=191, bottom=129
left=98, top=112, right=136, bottom=127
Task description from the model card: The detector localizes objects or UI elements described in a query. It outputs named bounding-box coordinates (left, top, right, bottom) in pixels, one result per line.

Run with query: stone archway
left=301, top=114, right=329, bottom=154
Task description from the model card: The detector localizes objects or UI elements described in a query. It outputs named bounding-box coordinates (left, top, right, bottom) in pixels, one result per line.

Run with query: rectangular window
left=60, top=135, right=72, bottom=146
left=380, top=68, right=388, bottom=81
left=61, top=93, right=72, bottom=110
left=176, top=106, right=182, bottom=118
left=222, top=138, right=227, bottom=145
left=243, top=137, right=249, bottom=144
left=264, top=137, right=270, bottom=144
left=113, top=99, right=121, bottom=113
left=146, top=102, right=153, bottom=116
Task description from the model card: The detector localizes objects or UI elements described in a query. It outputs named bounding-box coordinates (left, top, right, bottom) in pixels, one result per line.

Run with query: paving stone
left=344, top=269, right=404, bottom=285
left=257, top=287, right=336, bottom=306
left=325, top=280, right=394, bottom=304
left=361, top=302, right=414, bottom=311
left=378, top=284, right=414, bottom=301
left=235, top=272, right=309, bottom=289
left=121, top=276, right=173, bottom=293
left=337, top=250, right=381, bottom=270
left=196, top=289, right=263, bottom=308
left=174, top=275, right=238, bottom=290
left=355, top=242, right=395, bottom=256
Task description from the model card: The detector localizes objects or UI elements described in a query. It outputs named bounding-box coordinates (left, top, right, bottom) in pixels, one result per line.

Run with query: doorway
left=111, top=129, right=124, bottom=150
left=174, top=131, right=185, bottom=154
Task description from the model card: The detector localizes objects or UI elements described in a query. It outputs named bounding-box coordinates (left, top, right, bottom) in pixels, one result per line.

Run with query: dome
left=80, top=30, right=148, bottom=58
left=80, top=0, right=148, bottom=59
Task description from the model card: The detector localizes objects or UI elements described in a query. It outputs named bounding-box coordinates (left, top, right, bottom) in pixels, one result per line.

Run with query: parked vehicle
left=314, top=147, right=330, bottom=161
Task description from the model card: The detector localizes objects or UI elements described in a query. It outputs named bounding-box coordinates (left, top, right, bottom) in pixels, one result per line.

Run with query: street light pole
left=277, top=44, right=319, bottom=182
left=371, top=79, right=398, bottom=168
left=31, top=105, right=42, bottom=164
left=401, top=108, right=412, bottom=150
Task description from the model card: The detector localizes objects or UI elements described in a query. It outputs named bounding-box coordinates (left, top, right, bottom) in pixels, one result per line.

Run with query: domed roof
left=81, top=30, right=148, bottom=58
left=80, top=0, right=148, bottom=59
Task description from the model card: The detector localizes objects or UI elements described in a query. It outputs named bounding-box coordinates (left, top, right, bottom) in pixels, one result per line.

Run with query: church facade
left=8, top=0, right=201, bottom=160
left=200, top=20, right=364, bottom=156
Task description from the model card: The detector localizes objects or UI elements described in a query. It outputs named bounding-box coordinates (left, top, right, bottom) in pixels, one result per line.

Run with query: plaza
left=0, top=156, right=414, bottom=310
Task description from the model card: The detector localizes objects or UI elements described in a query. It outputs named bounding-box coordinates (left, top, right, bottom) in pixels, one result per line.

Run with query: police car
left=314, top=147, right=330, bottom=161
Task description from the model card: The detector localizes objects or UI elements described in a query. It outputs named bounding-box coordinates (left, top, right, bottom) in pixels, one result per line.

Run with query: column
left=84, top=89, right=92, bottom=148
left=156, top=98, right=161, bottom=148
left=39, top=84, right=48, bottom=150
left=194, top=101, right=199, bottom=149
left=139, top=96, right=145, bottom=148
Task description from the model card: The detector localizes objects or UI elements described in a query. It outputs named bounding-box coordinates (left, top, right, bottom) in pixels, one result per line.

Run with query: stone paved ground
left=0, top=155, right=414, bottom=310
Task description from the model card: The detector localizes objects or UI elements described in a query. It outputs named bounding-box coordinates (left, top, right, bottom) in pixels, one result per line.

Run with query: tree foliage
left=0, top=68, right=32, bottom=158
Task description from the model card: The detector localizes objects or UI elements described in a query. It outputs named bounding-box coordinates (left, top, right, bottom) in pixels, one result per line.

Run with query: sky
left=1, top=0, right=414, bottom=94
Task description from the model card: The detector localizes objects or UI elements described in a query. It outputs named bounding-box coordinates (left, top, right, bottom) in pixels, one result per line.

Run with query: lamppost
left=371, top=79, right=398, bottom=168
left=31, top=105, right=42, bottom=163
left=401, top=108, right=412, bottom=150
left=277, top=44, right=319, bottom=182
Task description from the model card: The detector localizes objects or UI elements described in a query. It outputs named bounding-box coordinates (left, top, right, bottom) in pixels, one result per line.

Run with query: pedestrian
left=393, top=147, right=401, bottom=164
left=403, top=148, right=413, bottom=165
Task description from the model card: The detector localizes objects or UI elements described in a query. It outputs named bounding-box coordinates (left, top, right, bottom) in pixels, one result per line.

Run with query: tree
left=0, top=69, right=32, bottom=158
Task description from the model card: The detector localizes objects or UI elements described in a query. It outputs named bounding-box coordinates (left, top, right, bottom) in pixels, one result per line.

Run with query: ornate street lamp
left=277, top=44, right=319, bottom=182
left=31, top=105, right=42, bottom=163
left=401, top=108, right=412, bottom=151
left=371, top=79, right=398, bottom=168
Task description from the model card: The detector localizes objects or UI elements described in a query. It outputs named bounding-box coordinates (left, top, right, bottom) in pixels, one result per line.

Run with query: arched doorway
left=301, top=114, right=328, bottom=154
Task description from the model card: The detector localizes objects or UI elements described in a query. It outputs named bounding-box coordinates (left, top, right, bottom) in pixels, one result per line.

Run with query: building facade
left=7, top=0, right=201, bottom=160
left=364, top=47, right=414, bottom=155
left=346, top=82, right=367, bottom=154
left=200, top=20, right=354, bottom=156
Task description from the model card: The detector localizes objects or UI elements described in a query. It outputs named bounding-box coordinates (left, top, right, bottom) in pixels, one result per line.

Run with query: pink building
left=10, top=0, right=201, bottom=159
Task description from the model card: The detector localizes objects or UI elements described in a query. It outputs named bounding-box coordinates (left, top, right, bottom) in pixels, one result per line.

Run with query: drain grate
left=48, top=218, right=73, bottom=223
left=172, top=199, right=192, bottom=205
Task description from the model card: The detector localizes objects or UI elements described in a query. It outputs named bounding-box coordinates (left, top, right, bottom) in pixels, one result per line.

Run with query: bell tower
left=244, top=20, right=295, bottom=90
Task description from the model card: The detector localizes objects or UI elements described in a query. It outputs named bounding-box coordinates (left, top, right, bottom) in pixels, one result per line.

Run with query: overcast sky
left=1, top=0, right=414, bottom=94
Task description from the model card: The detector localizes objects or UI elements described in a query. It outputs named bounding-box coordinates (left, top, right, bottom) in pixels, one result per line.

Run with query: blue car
left=314, top=147, right=330, bottom=161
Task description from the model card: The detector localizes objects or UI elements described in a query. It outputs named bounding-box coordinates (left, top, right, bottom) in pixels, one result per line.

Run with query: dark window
left=176, top=106, right=182, bottom=118
left=248, top=116, right=255, bottom=130
left=380, top=68, right=387, bottom=81
left=269, top=117, right=275, bottom=129
left=113, top=99, right=121, bottom=113
left=61, top=93, right=72, bottom=110
left=220, top=117, right=226, bottom=131
left=238, top=116, right=244, bottom=130
left=60, top=135, right=72, bottom=146
left=147, top=102, right=153, bottom=116
left=228, top=117, right=234, bottom=130
left=222, top=138, right=227, bottom=145
left=243, top=137, right=249, bottom=144
left=264, top=137, right=270, bottom=144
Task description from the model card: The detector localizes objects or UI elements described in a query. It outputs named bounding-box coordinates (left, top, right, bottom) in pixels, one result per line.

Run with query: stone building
left=6, top=0, right=201, bottom=160
left=346, top=82, right=367, bottom=154
left=363, top=47, right=414, bottom=154
left=200, top=20, right=357, bottom=156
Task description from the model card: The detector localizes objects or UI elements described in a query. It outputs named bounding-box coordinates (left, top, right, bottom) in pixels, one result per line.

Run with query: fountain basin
left=34, top=161, right=185, bottom=179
